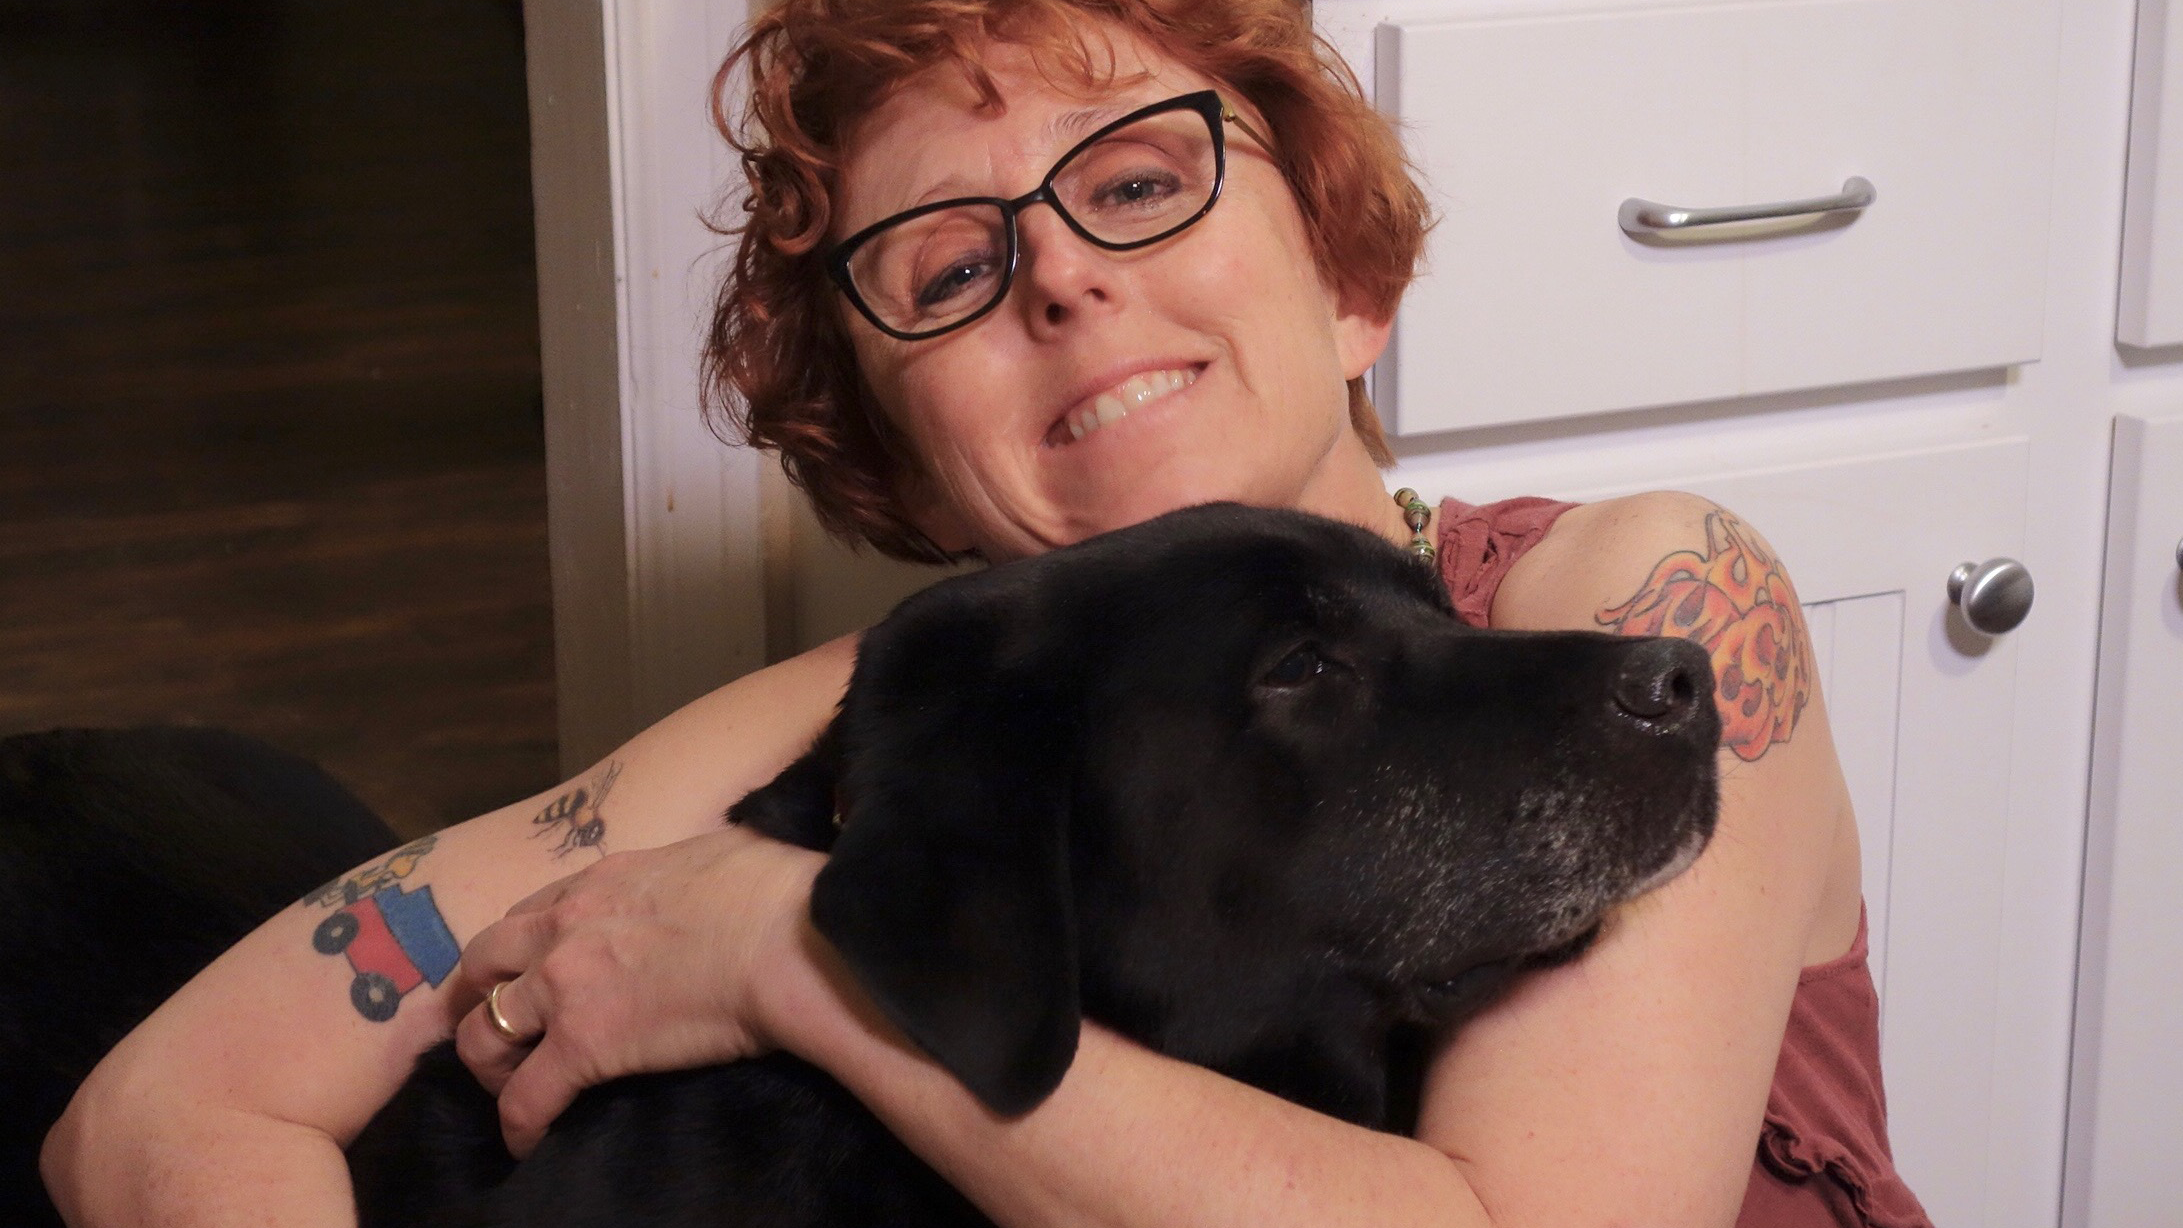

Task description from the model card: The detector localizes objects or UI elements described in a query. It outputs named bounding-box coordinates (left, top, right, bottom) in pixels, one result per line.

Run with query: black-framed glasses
left=827, top=90, right=1269, bottom=341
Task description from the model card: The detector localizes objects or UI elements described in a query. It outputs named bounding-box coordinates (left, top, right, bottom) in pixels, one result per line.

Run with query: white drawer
left=1371, top=0, right=2060, bottom=434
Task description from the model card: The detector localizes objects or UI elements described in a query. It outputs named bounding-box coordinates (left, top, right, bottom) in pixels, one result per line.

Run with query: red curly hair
left=703, top=0, right=1432, bottom=562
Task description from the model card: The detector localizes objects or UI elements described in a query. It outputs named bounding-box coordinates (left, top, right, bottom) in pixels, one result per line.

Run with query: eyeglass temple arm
left=1220, top=101, right=1273, bottom=154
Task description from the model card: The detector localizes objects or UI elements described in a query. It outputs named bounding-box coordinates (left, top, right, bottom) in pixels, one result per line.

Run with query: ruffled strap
left=1433, top=497, right=1580, bottom=627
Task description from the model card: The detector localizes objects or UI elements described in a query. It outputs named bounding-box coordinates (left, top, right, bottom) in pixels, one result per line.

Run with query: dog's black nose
left=1611, top=638, right=1708, bottom=725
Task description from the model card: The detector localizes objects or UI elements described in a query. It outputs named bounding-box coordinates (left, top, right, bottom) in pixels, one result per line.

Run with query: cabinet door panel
left=1806, top=591, right=1907, bottom=1000
left=1375, top=0, right=2057, bottom=432
left=2063, top=412, right=2183, bottom=1227
left=1526, top=438, right=2037, bottom=1227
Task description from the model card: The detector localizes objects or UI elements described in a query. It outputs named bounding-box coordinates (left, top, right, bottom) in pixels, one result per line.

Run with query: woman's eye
left=913, top=257, right=997, bottom=310
left=1261, top=644, right=1325, bottom=688
left=1092, top=168, right=1182, bottom=211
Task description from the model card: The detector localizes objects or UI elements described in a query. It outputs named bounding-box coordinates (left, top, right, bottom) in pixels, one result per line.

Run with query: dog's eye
left=1261, top=643, right=1325, bottom=689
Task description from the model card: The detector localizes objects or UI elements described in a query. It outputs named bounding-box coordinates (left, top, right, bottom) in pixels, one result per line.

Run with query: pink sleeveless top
left=1436, top=497, right=1931, bottom=1228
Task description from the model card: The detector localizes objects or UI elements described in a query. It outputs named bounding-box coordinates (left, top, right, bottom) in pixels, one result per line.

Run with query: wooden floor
left=0, top=2, right=558, bottom=839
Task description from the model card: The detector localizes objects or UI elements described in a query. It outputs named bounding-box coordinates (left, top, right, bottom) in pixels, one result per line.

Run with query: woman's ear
left=1334, top=302, right=1396, bottom=383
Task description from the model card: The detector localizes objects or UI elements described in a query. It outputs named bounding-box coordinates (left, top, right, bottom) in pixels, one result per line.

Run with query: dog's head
left=732, top=504, right=1718, bottom=1123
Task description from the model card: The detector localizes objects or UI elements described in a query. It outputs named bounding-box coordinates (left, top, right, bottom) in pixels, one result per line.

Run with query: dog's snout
left=1611, top=638, right=1709, bottom=726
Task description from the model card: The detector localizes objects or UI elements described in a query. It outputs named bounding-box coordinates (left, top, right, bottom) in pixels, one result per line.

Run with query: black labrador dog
left=3, top=503, right=1719, bottom=1227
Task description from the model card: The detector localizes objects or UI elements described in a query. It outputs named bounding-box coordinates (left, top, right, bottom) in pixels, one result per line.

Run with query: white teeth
left=1061, top=367, right=1197, bottom=444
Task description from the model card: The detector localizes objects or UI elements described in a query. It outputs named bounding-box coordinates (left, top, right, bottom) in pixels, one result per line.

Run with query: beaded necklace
left=1393, top=487, right=1436, bottom=564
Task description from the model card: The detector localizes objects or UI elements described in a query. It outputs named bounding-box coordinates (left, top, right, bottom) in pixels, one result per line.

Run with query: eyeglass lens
left=843, top=104, right=1220, bottom=337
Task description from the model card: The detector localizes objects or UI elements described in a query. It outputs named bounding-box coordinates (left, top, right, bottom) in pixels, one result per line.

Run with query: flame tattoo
left=1596, top=509, right=1813, bottom=761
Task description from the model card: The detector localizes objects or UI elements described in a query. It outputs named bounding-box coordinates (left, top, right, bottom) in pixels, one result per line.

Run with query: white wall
left=524, top=0, right=768, bottom=773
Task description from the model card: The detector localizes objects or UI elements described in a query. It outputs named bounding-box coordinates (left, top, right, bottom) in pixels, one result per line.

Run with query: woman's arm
left=761, top=930, right=1503, bottom=1228
left=463, top=492, right=1858, bottom=1228
left=39, top=636, right=859, bottom=1228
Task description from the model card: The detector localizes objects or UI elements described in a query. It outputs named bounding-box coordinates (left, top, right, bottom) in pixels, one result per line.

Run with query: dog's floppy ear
left=809, top=647, right=1081, bottom=1118
left=725, top=723, right=845, bottom=853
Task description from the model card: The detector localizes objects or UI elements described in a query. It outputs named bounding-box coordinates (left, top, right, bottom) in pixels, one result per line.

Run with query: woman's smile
left=1042, top=361, right=1202, bottom=448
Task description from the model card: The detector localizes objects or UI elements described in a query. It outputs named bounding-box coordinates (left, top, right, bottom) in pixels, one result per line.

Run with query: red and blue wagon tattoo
left=312, top=884, right=461, bottom=1022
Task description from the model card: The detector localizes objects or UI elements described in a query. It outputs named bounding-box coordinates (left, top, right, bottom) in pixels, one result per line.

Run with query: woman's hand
left=452, top=823, right=828, bottom=1158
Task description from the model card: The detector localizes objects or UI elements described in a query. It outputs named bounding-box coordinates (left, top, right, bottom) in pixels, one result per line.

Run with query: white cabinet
left=2063, top=412, right=2183, bottom=1227
left=1335, top=1, right=2099, bottom=1224
left=1647, top=446, right=2033, bottom=1228
left=1369, top=0, right=2060, bottom=432
left=1396, top=436, right=2039, bottom=1228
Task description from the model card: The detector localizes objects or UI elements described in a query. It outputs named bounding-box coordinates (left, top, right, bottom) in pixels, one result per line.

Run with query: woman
left=42, top=1, right=1921, bottom=1225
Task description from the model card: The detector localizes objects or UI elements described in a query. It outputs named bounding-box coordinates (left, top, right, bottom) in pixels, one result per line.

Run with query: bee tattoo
left=532, top=761, right=620, bottom=858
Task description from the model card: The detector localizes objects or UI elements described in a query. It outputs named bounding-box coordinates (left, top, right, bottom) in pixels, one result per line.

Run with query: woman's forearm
left=40, top=639, right=859, bottom=1225
left=44, top=1095, right=355, bottom=1228
left=769, top=926, right=1494, bottom=1228
left=908, top=1025, right=1488, bottom=1228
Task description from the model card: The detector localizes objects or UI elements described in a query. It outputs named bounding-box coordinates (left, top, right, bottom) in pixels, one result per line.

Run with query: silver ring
left=485, top=980, right=535, bottom=1045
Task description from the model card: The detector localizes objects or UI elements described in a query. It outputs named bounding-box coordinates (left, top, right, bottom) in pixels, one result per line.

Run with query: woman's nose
left=1013, top=206, right=1115, bottom=329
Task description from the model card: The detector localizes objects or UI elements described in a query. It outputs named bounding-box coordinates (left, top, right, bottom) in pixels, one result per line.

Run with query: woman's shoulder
left=1488, top=490, right=1793, bottom=634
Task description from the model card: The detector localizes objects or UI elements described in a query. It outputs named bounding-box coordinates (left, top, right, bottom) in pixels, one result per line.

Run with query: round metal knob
left=1947, top=558, right=2034, bottom=635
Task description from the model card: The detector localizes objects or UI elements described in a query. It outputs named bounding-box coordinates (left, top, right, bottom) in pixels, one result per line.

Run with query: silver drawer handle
left=1948, top=558, right=2034, bottom=636
left=1619, top=176, right=1876, bottom=235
